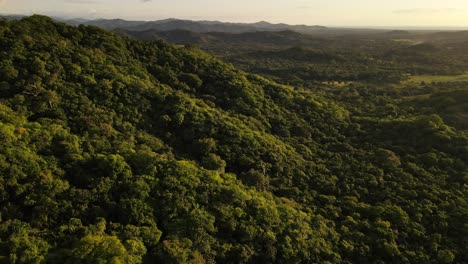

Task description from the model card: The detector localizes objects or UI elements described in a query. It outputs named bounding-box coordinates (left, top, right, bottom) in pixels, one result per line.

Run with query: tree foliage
left=0, top=16, right=466, bottom=263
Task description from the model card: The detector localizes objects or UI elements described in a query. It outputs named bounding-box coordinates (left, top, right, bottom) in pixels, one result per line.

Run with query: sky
left=1, top=0, right=468, bottom=28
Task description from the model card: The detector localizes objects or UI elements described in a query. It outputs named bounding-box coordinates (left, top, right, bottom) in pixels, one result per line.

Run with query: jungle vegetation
left=0, top=16, right=466, bottom=263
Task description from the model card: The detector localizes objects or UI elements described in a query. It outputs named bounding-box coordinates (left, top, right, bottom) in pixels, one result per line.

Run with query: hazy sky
left=1, top=0, right=468, bottom=27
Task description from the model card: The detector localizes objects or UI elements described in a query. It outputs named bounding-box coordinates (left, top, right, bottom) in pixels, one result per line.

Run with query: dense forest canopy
left=117, top=27, right=468, bottom=86
left=0, top=15, right=466, bottom=263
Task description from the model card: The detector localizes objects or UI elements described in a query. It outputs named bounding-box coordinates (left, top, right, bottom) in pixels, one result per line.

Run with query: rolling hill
left=79, top=18, right=327, bottom=34
left=0, top=15, right=466, bottom=263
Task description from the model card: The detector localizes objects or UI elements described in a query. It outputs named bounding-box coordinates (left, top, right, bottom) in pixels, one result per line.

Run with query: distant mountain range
left=0, top=15, right=328, bottom=34
left=77, top=18, right=328, bottom=34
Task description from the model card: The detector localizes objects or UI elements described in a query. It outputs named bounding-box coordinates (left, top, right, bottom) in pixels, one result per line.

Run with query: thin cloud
left=393, top=8, right=458, bottom=14
left=65, top=0, right=100, bottom=3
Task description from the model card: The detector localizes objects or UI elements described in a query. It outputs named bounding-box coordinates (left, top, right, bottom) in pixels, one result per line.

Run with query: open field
left=403, top=73, right=468, bottom=84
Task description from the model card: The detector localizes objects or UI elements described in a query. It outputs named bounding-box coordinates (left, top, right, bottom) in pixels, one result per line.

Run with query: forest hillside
left=0, top=16, right=466, bottom=263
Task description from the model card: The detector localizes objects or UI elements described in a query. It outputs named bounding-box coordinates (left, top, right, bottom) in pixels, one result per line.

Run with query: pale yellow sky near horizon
left=1, top=0, right=467, bottom=27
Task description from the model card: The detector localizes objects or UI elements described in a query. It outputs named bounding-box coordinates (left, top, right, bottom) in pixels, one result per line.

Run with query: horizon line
left=2, top=13, right=468, bottom=31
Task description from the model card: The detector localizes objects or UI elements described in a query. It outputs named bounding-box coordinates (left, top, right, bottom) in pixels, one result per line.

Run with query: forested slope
left=0, top=16, right=466, bottom=263
left=118, top=28, right=468, bottom=86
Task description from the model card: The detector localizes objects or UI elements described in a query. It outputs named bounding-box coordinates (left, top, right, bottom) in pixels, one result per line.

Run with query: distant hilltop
left=0, top=14, right=327, bottom=34
left=75, top=18, right=328, bottom=34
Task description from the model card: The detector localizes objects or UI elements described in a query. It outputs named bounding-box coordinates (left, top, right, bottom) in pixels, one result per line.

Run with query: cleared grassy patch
left=392, top=39, right=423, bottom=45
left=403, top=73, right=468, bottom=84
left=321, top=81, right=352, bottom=87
